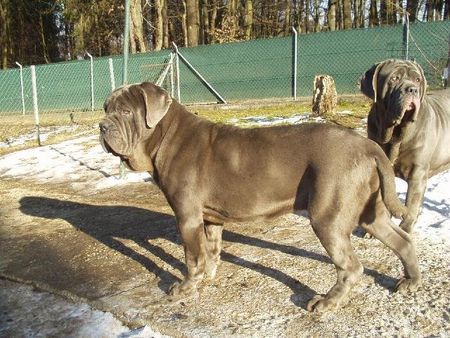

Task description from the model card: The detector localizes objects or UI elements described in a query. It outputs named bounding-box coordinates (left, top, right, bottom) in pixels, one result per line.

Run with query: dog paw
left=204, top=260, right=220, bottom=281
left=168, top=281, right=198, bottom=298
left=399, top=216, right=415, bottom=234
left=306, top=295, right=338, bottom=312
left=363, top=232, right=374, bottom=239
left=396, top=277, right=421, bottom=294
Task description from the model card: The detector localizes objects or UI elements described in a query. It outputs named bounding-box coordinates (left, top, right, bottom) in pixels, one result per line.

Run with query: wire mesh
left=1, top=21, right=449, bottom=149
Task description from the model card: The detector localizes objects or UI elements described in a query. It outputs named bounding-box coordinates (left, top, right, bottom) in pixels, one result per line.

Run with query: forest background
left=0, top=0, right=448, bottom=69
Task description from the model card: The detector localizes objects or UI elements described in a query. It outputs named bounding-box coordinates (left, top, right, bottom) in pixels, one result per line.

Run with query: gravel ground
left=0, top=178, right=449, bottom=337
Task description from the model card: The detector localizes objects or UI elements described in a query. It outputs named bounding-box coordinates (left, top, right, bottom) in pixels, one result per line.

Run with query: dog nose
left=406, top=86, right=418, bottom=96
left=99, top=122, right=108, bottom=133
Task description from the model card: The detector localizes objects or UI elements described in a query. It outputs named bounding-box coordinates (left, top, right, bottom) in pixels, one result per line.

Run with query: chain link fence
left=0, top=21, right=449, bottom=150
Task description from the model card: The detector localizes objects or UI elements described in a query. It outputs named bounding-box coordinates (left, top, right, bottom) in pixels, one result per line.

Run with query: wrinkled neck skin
left=143, top=101, right=195, bottom=182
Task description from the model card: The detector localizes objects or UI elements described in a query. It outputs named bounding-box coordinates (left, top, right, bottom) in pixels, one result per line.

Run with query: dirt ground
left=0, top=173, right=449, bottom=337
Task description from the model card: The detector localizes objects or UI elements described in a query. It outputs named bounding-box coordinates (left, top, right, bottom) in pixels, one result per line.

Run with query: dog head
left=99, top=82, right=172, bottom=171
left=360, top=59, right=427, bottom=143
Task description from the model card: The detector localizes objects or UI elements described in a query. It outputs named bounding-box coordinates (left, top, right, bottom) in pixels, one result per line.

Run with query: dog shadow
left=19, top=196, right=396, bottom=310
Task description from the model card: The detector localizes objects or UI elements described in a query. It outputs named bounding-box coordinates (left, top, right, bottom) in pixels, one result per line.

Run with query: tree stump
left=312, top=75, right=337, bottom=116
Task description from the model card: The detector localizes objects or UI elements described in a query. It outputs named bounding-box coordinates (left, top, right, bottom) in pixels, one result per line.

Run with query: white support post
left=292, top=27, right=298, bottom=101
left=172, top=45, right=181, bottom=103
left=15, top=62, right=25, bottom=115
left=86, top=52, right=94, bottom=111
left=30, top=65, right=41, bottom=146
left=169, top=53, right=175, bottom=98
left=109, top=58, right=116, bottom=91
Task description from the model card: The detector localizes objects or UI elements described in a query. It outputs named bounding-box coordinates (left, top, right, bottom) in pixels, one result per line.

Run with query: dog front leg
left=204, top=222, right=223, bottom=280
left=401, top=165, right=428, bottom=233
left=169, top=213, right=207, bottom=297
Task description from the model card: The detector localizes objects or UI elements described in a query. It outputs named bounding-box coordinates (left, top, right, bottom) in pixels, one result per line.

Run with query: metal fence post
left=15, top=62, right=26, bottom=115
left=169, top=52, right=175, bottom=98
left=30, top=65, right=41, bottom=146
left=122, top=0, right=130, bottom=85
left=120, top=0, right=131, bottom=179
left=86, top=52, right=94, bottom=111
left=172, top=42, right=226, bottom=104
left=172, top=44, right=181, bottom=102
left=109, top=58, right=116, bottom=90
left=292, top=27, right=298, bottom=101
left=403, top=13, right=410, bottom=60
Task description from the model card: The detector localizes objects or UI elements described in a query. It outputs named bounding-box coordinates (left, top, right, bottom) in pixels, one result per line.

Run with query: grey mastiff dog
left=100, top=82, right=420, bottom=312
left=360, top=59, right=450, bottom=233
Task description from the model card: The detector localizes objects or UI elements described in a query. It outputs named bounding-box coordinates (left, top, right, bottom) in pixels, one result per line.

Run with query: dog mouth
left=392, top=97, right=419, bottom=126
left=100, top=135, right=130, bottom=161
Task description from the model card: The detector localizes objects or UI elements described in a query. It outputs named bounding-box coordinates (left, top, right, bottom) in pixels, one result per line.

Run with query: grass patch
left=0, top=97, right=371, bottom=156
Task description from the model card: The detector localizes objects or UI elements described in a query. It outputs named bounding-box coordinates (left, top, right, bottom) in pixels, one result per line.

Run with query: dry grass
left=0, top=97, right=371, bottom=156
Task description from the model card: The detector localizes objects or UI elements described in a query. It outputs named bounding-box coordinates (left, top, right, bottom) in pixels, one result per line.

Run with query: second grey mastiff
left=100, top=82, right=420, bottom=312
left=360, top=59, right=450, bottom=233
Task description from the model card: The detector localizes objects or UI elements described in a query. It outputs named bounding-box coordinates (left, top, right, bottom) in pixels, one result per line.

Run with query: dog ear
left=139, top=82, right=172, bottom=128
left=360, top=62, right=382, bottom=102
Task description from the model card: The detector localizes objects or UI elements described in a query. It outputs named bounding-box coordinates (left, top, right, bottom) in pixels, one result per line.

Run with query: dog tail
left=374, top=154, right=408, bottom=220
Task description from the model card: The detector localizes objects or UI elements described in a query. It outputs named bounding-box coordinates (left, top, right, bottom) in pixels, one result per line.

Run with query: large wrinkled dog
left=100, top=82, right=420, bottom=312
left=361, top=59, right=450, bottom=233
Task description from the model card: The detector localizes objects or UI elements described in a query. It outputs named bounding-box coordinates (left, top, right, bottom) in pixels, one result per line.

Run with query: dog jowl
left=100, top=82, right=421, bottom=312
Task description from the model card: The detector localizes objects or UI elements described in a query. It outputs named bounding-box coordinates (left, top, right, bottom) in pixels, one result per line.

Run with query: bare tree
left=407, top=0, right=419, bottom=21
left=328, top=0, right=337, bottom=30
left=369, top=0, right=380, bottom=26
left=243, top=0, right=253, bottom=39
left=0, top=1, right=10, bottom=68
left=343, top=0, right=352, bottom=28
left=154, top=0, right=164, bottom=50
left=185, top=0, right=199, bottom=47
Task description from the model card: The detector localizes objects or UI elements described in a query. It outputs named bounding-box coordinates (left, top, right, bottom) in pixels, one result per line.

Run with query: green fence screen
left=0, top=20, right=448, bottom=114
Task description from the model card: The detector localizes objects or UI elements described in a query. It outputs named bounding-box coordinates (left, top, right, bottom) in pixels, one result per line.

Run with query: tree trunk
left=200, top=0, right=209, bottom=44
left=243, top=0, right=253, bottom=39
left=342, top=0, right=352, bottom=29
left=130, top=0, right=146, bottom=52
left=369, top=0, right=379, bottom=27
left=181, top=1, right=188, bottom=46
left=444, top=0, right=449, bottom=19
left=154, top=0, right=164, bottom=50
left=186, top=0, right=199, bottom=47
left=312, top=75, right=338, bottom=116
left=328, top=0, right=337, bottom=30
left=227, top=0, right=238, bottom=38
left=304, top=0, right=310, bottom=33
left=407, top=0, right=419, bottom=22
left=313, top=0, right=320, bottom=32
left=284, top=0, right=291, bottom=35
left=354, top=0, right=364, bottom=27
left=209, top=0, right=218, bottom=43
left=162, top=0, right=169, bottom=48
left=337, top=0, right=344, bottom=29
left=0, top=1, right=9, bottom=68
left=39, top=13, right=50, bottom=63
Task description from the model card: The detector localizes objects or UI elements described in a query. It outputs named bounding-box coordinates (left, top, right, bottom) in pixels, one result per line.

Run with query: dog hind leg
left=307, top=220, right=364, bottom=312
left=361, top=210, right=421, bottom=293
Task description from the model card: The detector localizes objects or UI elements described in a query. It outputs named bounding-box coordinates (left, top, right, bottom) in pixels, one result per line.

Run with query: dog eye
left=390, top=75, right=400, bottom=83
left=121, top=110, right=132, bottom=117
left=415, top=78, right=421, bottom=83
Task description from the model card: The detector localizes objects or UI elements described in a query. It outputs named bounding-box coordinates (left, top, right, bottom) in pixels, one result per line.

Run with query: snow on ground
left=228, top=113, right=325, bottom=126
left=0, top=279, right=166, bottom=338
left=0, top=125, right=82, bottom=148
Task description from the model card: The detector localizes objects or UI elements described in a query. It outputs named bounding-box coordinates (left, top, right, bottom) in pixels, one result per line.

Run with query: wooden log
left=312, top=75, right=337, bottom=116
